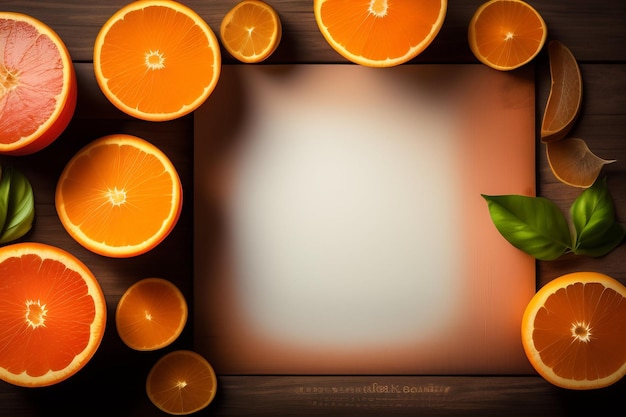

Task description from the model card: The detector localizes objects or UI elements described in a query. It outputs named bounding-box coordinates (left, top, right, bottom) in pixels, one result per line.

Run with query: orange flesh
left=0, top=254, right=96, bottom=377
left=97, top=4, right=217, bottom=115
left=532, top=282, right=626, bottom=381
left=319, top=0, right=443, bottom=61
left=0, top=18, right=64, bottom=145
left=116, top=279, right=187, bottom=350
left=58, top=139, right=180, bottom=248
left=472, top=1, right=545, bottom=68
left=221, top=1, right=280, bottom=60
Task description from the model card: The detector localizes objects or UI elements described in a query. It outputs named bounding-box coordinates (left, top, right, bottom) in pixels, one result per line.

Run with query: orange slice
left=55, top=134, right=182, bottom=258
left=522, top=272, right=626, bottom=390
left=0, top=12, right=76, bottom=155
left=0, top=242, right=106, bottom=387
left=468, top=0, right=547, bottom=71
left=220, top=0, right=282, bottom=63
left=546, top=138, right=616, bottom=188
left=541, top=41, right=583, bottom=143
left=314, top=0, right=447, bottom=67
left=146, top=350, right=218, bottom=415
left=116, top=278, right=188, bottom=351
left=93, top=0, right=221, bottom=121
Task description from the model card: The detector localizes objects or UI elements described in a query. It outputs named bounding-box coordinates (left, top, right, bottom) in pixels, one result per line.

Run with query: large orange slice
left=522, top=272, right=626, bottom=390
left=55, top=134, right=182, bottom=258
left=0, top=242, right=106, bottom=387
left=468, top=0, right=547, bottom=71
left=146, top=350, right=218, bottom=415
left=116, top=278, right=188, bottom=351
left=93, top=0, right=221, bottom=121
left=314, top=0, right=447, bottom=67
left=0, top=12, right=76, bottom=155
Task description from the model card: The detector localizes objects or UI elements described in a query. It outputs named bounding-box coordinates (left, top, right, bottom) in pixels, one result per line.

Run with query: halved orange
left=116, top=278, right=188, bottom=351
left=0, top=242, right=106, bottom=387
left=314, top=0, right=447, bottom=67
left=93, top=0, right=221, bottom=121
left=55, top=134, right=182, bottom=258
left=0, top=12, right=76, bottom=155
left=522, top=272, right=626, bottom=390
left=146, top=350, right=218, bottom=415
left=220, top=0, right=282, bottom=63
left=468, top=0, right=547, bottom=71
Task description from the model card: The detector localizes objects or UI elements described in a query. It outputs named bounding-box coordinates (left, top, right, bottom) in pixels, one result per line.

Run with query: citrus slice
left=522, top=272, right=626, bottom=390
left=0, top=12, right=76, bottom=155
left=55, top=134, right=182, bottom=258
left=116, top=278, right=188, bottom=351
left=314, top=0, right=447, bottom=67
left=546, top=138, right=616, bottom=188
left=146, top=350, right=218, bottom=415
left=220, top=0, right=282, bottom=63
left=541, top=41, right=583, bottom=143
left=468, top=0, right=547, bottom=71
left=93, top=0, right=221, bottom=121
left=0, top=242, right=106, bottom=387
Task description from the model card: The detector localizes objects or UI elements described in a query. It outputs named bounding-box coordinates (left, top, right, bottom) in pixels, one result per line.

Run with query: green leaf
left=0, top=167, right=34, bottom=244
left=571, top=178, right=624, bottom=257
left=482, top=194, right=572, bottom=261
left=0, top=165, right=11, bottom=233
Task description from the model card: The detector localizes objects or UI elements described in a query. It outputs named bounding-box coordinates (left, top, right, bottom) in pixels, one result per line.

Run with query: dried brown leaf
left=541, top=41, right=583, bottom=143
left=546, top=138, right=616, bottom=188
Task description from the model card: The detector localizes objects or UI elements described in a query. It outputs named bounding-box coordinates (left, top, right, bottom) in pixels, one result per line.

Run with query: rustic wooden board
left=0, top=1, right=624, bottom=416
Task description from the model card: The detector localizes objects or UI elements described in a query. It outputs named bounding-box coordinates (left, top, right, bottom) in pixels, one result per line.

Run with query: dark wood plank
left=0, top=1, right=625, bottom=416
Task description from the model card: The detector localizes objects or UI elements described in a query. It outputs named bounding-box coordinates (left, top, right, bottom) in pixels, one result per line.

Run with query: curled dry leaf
left=546, top=138, right=616, bottom=188
left=541, top=41, right=583, bottom=143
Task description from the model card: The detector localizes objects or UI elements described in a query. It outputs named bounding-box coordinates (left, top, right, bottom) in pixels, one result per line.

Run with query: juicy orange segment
left=55, top=134, right=182, bottom=258
left=0, top=242, right=106, bottom=387
left=0, top=12, right=76, bottom=155
left=93, top=0, right=221, bottom=121
left=146, top=350, right=218, bottom=415
left=220, top=0, right=282, bottom=63
left=314, top=0, right=447, bottom=67
left=116, top=278, right=188, bottom=351
left=522, top=272, right=626, bottom=389
left=468, top=0, right=547, bottom=71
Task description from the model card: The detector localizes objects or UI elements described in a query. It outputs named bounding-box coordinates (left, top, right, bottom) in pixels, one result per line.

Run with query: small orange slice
left=146, top=350, right=218, bottom=415
left=93, top=0, right=221, bottom=121
left=0, top=12, right=76, bottom=155
left=0, top=242, right=106, bottom=387
left=541, top=41, right=583, bottom=143
left=116, top=278, right=188, bottom=351
left=468, top=0, right=547, bottom=71
left=55, top=134, right=182, bottom=258
left=522, top=272, right=626, bottom=390
left=314, top=0, right=447, bottom=67
left=220, top=0, right=282, bottom=63
left=546, top=138, right=616, bottom=188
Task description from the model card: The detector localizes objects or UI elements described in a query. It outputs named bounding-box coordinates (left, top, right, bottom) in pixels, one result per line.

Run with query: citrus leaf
left=482, top=194, right=572, bottom=261
left=0, top=166, right=11, bottom=233
left=570, top=177, right=625, bottom=256
left=0, top=167, right=34, bottom=244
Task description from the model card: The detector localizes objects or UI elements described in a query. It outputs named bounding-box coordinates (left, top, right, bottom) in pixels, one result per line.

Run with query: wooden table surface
left=0, top=1, right=624, bottom=416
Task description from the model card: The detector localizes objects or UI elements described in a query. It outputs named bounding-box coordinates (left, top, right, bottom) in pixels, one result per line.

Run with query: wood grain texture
left=0, top=1, right=624, bottom=416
